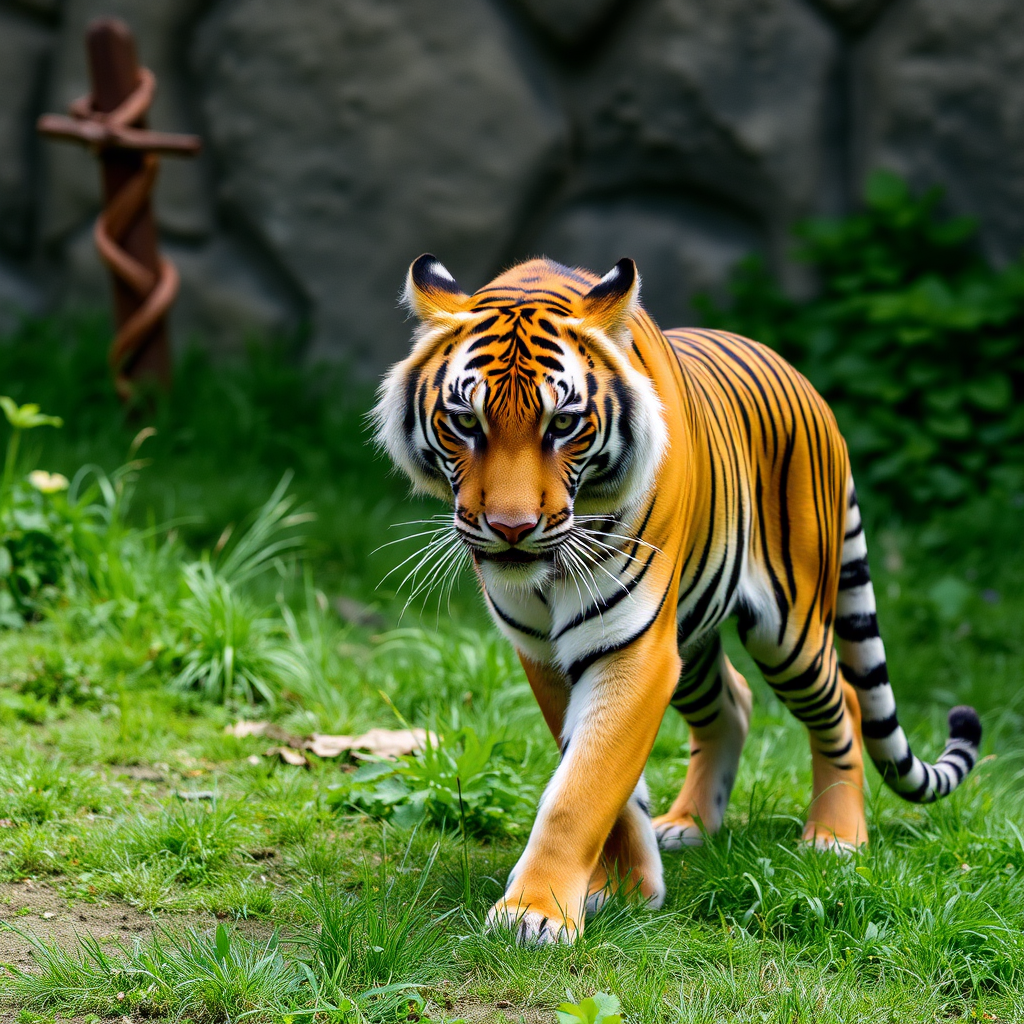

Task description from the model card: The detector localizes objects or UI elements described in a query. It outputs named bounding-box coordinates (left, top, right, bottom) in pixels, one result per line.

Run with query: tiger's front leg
left=487, top=625, right=680, bottom=943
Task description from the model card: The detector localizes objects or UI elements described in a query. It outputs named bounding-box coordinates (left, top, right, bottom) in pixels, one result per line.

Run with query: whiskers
left=553, top=518, right=658, bottom=619
left=374, top=514, right=472, bottom=621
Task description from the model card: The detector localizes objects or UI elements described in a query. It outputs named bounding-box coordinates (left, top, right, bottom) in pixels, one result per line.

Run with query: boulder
left=0, top=10, right=53, bottom=257
left=532, top=195, right=761, bottom=328
left=40, top=0, right=214, bottom=244
left=61, top=224, right=300, bottom=357
left=192, top=0, right=566, bottom=373
left=572, top=0, right=840, bottom=287
left=810, top=0, right=892, bottom=33
left=0, top=259, right=44, bottom=337
left=855, top=0, right=1024, bottom=266
left=10, top=0, right=64, bottom=16
left=513, top=0, right=622, bottom=46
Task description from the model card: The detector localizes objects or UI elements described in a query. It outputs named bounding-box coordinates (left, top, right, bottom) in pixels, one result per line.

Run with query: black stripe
left=840, top=660, right=889, bottom=689
left=835, top=612, right=879, bottom=642
left=672, top=672, right=723, bottom=716
left=820, top=737, right=854, bottom=759
left=487, top=597, right=548, bottom=640
left=862, top=713, right=899, bottom=740
left=567, top=579, right=672, bottom=685
left=551, top=548, right=657, bottom=640
left=839, top=557, right=871, bottom=589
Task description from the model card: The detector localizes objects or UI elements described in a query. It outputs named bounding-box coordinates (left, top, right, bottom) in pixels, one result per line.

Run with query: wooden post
left=37, top=18, right=200, bottom=402
left=87, top=19, right=169, bottom=391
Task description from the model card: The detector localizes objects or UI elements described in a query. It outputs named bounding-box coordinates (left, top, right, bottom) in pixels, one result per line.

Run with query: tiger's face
left=374, top=256, right=667, bottom=590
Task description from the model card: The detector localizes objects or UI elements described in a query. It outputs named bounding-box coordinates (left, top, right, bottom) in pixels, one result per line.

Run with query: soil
left=454, top=1000, right=552, bottom=1024
left=0, top=879, right=225, bottom=970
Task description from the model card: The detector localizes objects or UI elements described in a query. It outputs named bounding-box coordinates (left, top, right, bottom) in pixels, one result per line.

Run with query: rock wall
left=0, top=0, right=1022, bottom=373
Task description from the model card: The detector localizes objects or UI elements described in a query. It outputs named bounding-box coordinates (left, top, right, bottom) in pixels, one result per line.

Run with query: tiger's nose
left=485, top=515, right=538, bottom=545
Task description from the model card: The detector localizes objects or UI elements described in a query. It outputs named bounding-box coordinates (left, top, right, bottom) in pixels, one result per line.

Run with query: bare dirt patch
left=455, top=1000, right=552, bottom=1024
left=0, top=880, right=259, bottom=969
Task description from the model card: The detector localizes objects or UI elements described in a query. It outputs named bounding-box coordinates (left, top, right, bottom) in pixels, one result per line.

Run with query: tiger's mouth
left=476, top=548, right=552, bottom=565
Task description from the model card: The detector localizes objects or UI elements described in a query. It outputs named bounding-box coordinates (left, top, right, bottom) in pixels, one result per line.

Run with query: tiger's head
left=374, top=255, right=668, bottom=589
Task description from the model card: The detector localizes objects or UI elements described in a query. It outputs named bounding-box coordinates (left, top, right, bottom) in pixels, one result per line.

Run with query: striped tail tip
left=947, top=704, right=982, bottom=748
left=877, top=703, right=983, bottom=805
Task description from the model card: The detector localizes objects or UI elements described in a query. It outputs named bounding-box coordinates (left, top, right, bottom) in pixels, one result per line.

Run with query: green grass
left=0, top=318, right=1022, bottom=1022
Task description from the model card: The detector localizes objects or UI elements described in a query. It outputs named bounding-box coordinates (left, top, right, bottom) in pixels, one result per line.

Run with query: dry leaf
left=224, top=721, right=269, bottom=739
left=305, top=734, right=356, bottom=758
left=246, top=754, right=261, bottom=766
left=305, top=727, right=437, bottom=761
left=266, top=745, right=309, bottom=767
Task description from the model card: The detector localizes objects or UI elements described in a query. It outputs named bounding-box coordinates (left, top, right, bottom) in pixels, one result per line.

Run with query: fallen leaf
left=246, top=754, right=261, bottom=766
left=306, top=727, right=437, bottom=761
left=305, top=734, right=355, bottom=758
left=266, top=746, right=309, bottom=768
left=41, top=911, right=54, bottom=919
left=224, top=721, right=269, bottom=739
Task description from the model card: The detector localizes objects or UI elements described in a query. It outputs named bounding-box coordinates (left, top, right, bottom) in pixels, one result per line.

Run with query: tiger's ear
left=582, top=258, right=640, bottom=341
left=403, top=254, right=470, bottom=320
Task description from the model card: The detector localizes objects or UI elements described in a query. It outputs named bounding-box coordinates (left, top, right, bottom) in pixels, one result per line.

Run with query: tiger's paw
left=653, top=813, right=704, bottom=851
left=485, top=899, right=579, bottom=945
left=585, top=860, right=666, bottom=916
left=802, top=821, right=866, bottom=854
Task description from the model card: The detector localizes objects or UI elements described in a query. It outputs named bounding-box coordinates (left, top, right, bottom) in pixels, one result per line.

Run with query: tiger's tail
left=835, top=479, right=982, bottom=803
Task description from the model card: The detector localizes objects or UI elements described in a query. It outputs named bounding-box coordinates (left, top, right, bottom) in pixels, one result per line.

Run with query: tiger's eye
left=455, top=413, right=479, bottom=431
left=552, top=413, right=574, bottom=431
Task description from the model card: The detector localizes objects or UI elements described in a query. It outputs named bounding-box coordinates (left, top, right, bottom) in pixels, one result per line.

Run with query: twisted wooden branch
left=38, top=20, right=200, bottom=402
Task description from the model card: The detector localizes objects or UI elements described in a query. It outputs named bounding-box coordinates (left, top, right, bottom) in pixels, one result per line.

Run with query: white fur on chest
left=480, top=549, right=668, bottom=674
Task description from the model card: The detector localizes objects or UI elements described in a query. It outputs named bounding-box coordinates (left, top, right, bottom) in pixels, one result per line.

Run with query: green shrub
left=330, top=725, right=533, bottom=837
left=697, top=171, right=1024, bottom=515
left=1, top=397, right=72, bottom=623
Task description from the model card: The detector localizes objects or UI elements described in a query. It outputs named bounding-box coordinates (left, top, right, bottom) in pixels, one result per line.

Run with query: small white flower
left=28, top=470, right=69, bottom=494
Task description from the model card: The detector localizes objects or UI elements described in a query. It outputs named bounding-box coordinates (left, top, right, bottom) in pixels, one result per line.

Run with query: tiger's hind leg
left=748, top=632, right=867, bottom=851
left=654, top=632, right=753, bottom=849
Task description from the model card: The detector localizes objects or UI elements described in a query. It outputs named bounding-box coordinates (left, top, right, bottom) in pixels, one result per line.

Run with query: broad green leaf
left=0, top=396, right=63, bottom=431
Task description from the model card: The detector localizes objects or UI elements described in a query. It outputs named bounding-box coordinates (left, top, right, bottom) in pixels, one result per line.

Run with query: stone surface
left=532, top=196, right=761, bottom=328
left=61, top=225, right=300, bottom=357
left=855, top=0, right=1024, bottom=266
left=0, top=10, right=53, bottom=256
left=0, top=259, right=44, bottom=336
left=573, top=0, right=840, bottom=283
left=1, top=0, right=1023, bottom=370
left=10, top=0, right=64, bottom=15
left=41, top=0, right=214, bottom=244
left=193, top=0, right=565, bottom=372
left=810, top=0, right=891, bottom=32
left=514, top=0, right=622, bottom=46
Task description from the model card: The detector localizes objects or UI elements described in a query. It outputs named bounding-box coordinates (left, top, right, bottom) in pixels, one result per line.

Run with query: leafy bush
left=697, top=171, right=1024, bottom=515
left=1, top=397, right=71, bottom=623
left=330, top=725, right=533, bottom=836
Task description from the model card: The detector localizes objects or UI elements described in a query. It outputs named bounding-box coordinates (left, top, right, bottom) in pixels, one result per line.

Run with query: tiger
left=373, top=253, right=983, bottom=944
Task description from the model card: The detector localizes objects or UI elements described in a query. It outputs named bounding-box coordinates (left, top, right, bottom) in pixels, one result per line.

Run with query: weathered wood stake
left=38, top=18, right=200, bottom=402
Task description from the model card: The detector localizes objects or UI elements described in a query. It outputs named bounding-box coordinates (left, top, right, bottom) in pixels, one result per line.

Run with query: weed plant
left=698, top=171, right=1024, bottom=514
